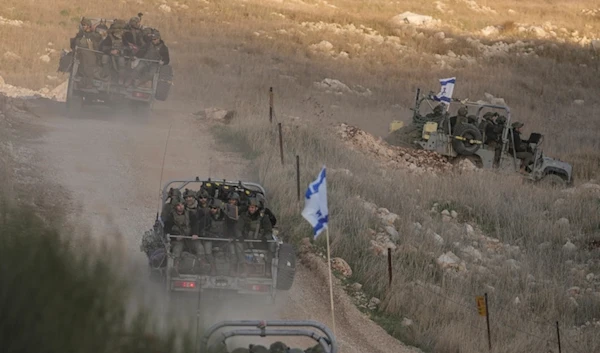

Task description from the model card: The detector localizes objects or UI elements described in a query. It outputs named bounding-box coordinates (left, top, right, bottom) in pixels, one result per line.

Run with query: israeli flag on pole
left=302, top=166, right=328, bottom=239
left=433, top=77, right=456, bottom=104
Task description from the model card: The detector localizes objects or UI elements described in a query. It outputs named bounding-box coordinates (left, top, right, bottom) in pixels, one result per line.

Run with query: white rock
left=401, top=318, right=413, bottom=327
left=465, top=224, right=474, bottom=235
left=461, top=246, right=483, bottom=261
left=385, top=226, right=400, bottom=241
left=580, top=183, right=600, bottom=191
left=391, top=12, right=440, bottom=27
left=586, top=273, right=595, bottom=282
left=508, top=9, right=516, bottom=14
left=437, top=251, right=460, bottom=269
left=481, top=26, right=499, bottom=37
left=158, top=4, right=172, bottom=13
left=349, top=282, right=363, bottom=292
left=505, top=259, right=521, bottom=271
left=380, top=212, right=399, bottom=225
left=514, top=296, right=521, bottom=305
left=441, top=209, right=450, bottom=216
left=573, top=99, right=585, bottom=105
left=4, top=51, right=21, bottom=60
left=451, top=210, right=458, bottom=218
left=39, top=54, right=51, bottom=63
left=442, top=215, right=452, bottom=222
left=0, top=16, right=24, bottom=27
left=530, top=26, right=547, bottom=38
left=309, top=40, right=334, bottom=53
left=434, top=31, right=445, bottom=39
left=563, top=241, right=577, bottom=252
left=556, top=218, right=570, bottom=227
left=314, top=78, right=351, bottom=93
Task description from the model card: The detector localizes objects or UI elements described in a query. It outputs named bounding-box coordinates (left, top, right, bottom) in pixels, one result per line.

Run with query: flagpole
left=325, top=227, right=336, bottom=336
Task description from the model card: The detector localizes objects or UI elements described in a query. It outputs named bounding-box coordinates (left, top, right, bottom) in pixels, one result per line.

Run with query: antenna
left=156, top=124, right=173, bottom=219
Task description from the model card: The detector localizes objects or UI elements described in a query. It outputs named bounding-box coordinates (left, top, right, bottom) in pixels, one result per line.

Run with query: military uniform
left=238, top=199, right=275, bottom=276
left=99, top=20, right=128, bottom=80
left=164, top=202, right=202, bottom=273
left=509, top=122, right=533, bottom=171
left=132, top=30, right=170, bottom=84
left=71, top=19, right=102, bottom=86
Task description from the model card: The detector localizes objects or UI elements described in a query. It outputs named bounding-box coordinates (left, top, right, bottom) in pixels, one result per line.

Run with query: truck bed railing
left=200, top=320, right=338, bottom=353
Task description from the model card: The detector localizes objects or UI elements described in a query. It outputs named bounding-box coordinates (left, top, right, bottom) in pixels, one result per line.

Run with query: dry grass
left=215, top=110, right=600, bottom=353
left=2, top=0, right=600, bottom=352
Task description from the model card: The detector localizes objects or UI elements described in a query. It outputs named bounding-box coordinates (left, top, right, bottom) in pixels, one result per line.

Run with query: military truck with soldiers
left=58, top=15, right=173, bottom=115
left=387, top=88, right=574, bottom=187
left=140, top=177, right=297, bottom=303
left=201, top=320, right=337, bottom=353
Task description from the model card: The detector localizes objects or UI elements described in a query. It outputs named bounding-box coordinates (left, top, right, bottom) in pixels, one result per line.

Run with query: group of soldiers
left=161, top=184, right=277, bottom=278
left=70, top=14, right=170, bottom=88
left=226, top=341, right=325, bottom=353
left=428, top=104, right=534, bottom=172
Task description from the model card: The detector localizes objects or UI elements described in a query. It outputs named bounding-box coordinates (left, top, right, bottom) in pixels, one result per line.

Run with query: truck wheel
left=155, top=65, right=173, bottom=101
left=66, top=77, right=83, bottom=118
left=275, top=243, right=296, bottom=290
left=452, top=123, right=482, bottom=156
left=539, top=173, right=567, bottom=188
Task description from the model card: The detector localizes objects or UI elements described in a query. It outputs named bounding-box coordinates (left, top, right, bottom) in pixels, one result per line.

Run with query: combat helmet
left=183, top=189, right=197, bottom=199
left=268, top=341, right=288, bottom=353
left=457, top=106, right=468, bottom=116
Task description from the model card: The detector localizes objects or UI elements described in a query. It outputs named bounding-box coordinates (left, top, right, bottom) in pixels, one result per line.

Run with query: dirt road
left=8, top=98, right=419, bottom=353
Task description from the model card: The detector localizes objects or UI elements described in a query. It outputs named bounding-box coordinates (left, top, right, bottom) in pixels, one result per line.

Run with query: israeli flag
left=433, top=77, right=456, bottom=104
left=302, top=166, right=328, bottom=239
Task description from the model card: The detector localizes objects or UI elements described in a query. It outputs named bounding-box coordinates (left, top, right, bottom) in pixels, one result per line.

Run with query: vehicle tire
left=275, top=243, right=296, bottom=290
left=452, top=123, right=482, bottom=156
left=66, top=76, right=83, bottom=118
left=130, top=100, right=152, bottom=117
left=155, top=65, right=173, bottom=101
left=539, top=173, right=567, bottom=188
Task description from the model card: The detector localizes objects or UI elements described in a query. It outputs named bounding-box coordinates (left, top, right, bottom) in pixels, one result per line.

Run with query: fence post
left=485, top=293, right=492, bottom=351
left=556, top=321, right=562, bottom=353
left=387, top=248, right=392, bottom=287
left=278, top=123, right=284, bottom=165
left=296, top=155, right=301, bottom=201
left=269, top=87, right=274, bottom=123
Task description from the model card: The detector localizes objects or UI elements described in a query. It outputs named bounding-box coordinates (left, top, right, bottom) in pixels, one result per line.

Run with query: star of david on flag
left=302, top=166, right=328, bottom=239
left=433, top=77, right=456, bottom=105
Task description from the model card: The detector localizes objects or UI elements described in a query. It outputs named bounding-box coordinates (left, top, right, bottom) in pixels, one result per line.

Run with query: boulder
left=331, top=257, right=352, bottom=277
left=194, top=108, right=236, bottom=123
left=437, top=251, right=460, bottom=269
left=391, top=12, right=440, bottom=27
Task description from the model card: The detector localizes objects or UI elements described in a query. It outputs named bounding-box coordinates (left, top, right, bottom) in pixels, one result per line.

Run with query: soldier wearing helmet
left=509, top=121, right=533, bottom=173
left=70, top=18, right=102, bottom=88
left=132, top=28, right=170, bottom=87
left=183, top=189, right=198, bottom=212
left=99, top=19, right=128, bottom=82
left=124, top=14, right=146, bottom=48
left=197, top=198, right=238, bottom=275
left=161, top=188, right=182, bottom=221
left=238, top=197, right=275, bottom=276
left=163, top=197, right=201, bottom=276
left=196, top=188, right=211, bottom=217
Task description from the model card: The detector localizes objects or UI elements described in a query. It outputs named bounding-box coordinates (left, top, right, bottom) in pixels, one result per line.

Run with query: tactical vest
left=77, top=32, right=96, bottom=50
left=170, top=211, right=191, bottom=236
left=111, top=35, right=125, bottom=52
left=208, top=214, right=225, bottom=237
left=246, top=212, right=265, bottom=240
left=143, top=42, right=163, bottom=60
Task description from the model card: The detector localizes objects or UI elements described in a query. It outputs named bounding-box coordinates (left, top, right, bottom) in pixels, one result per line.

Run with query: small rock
left=514, top=296, right=521, bottom=305
left=451, top=210, right=458, bottom=218
left=349, top=282, right=363, bottom=292
left=465, top=224, right=474, bottom=235
left=461, top=246, right=483, bottom=261
left=573, top=99, right=585, bottom=106
left=331, top=257, right=352, bottom=277
left=505, top=259, right=521, bottom=271
left=586, top=273, right=595, bottom=282
left=380, top=212, right=399, bottom=225
left=556, top=218, right=570, bottom=227
left=401, top=318, right=413, bottom=327
left=158, top=4, right=172, bottom=13
left=568, top=286, right=581, bottom=296
left=568, top=296, right=579, bottom=308
left=441, top=209, right=450, bottom=216
left=368, top=297, right=381, bottom=310
left=39, top=54, right=51, bottom=63
left=385, top=226, right=400, bottom=241
left=437, top=251, right=460, bottom=269
left=434, top=31, right=445, bottom=40
left=195, top=108, right=236, bottom=123
left=563, top=241, right=577, bottom=252
left=554, top=198, right=566, bottom=207
left=442, top=215, right=452, bottom=222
